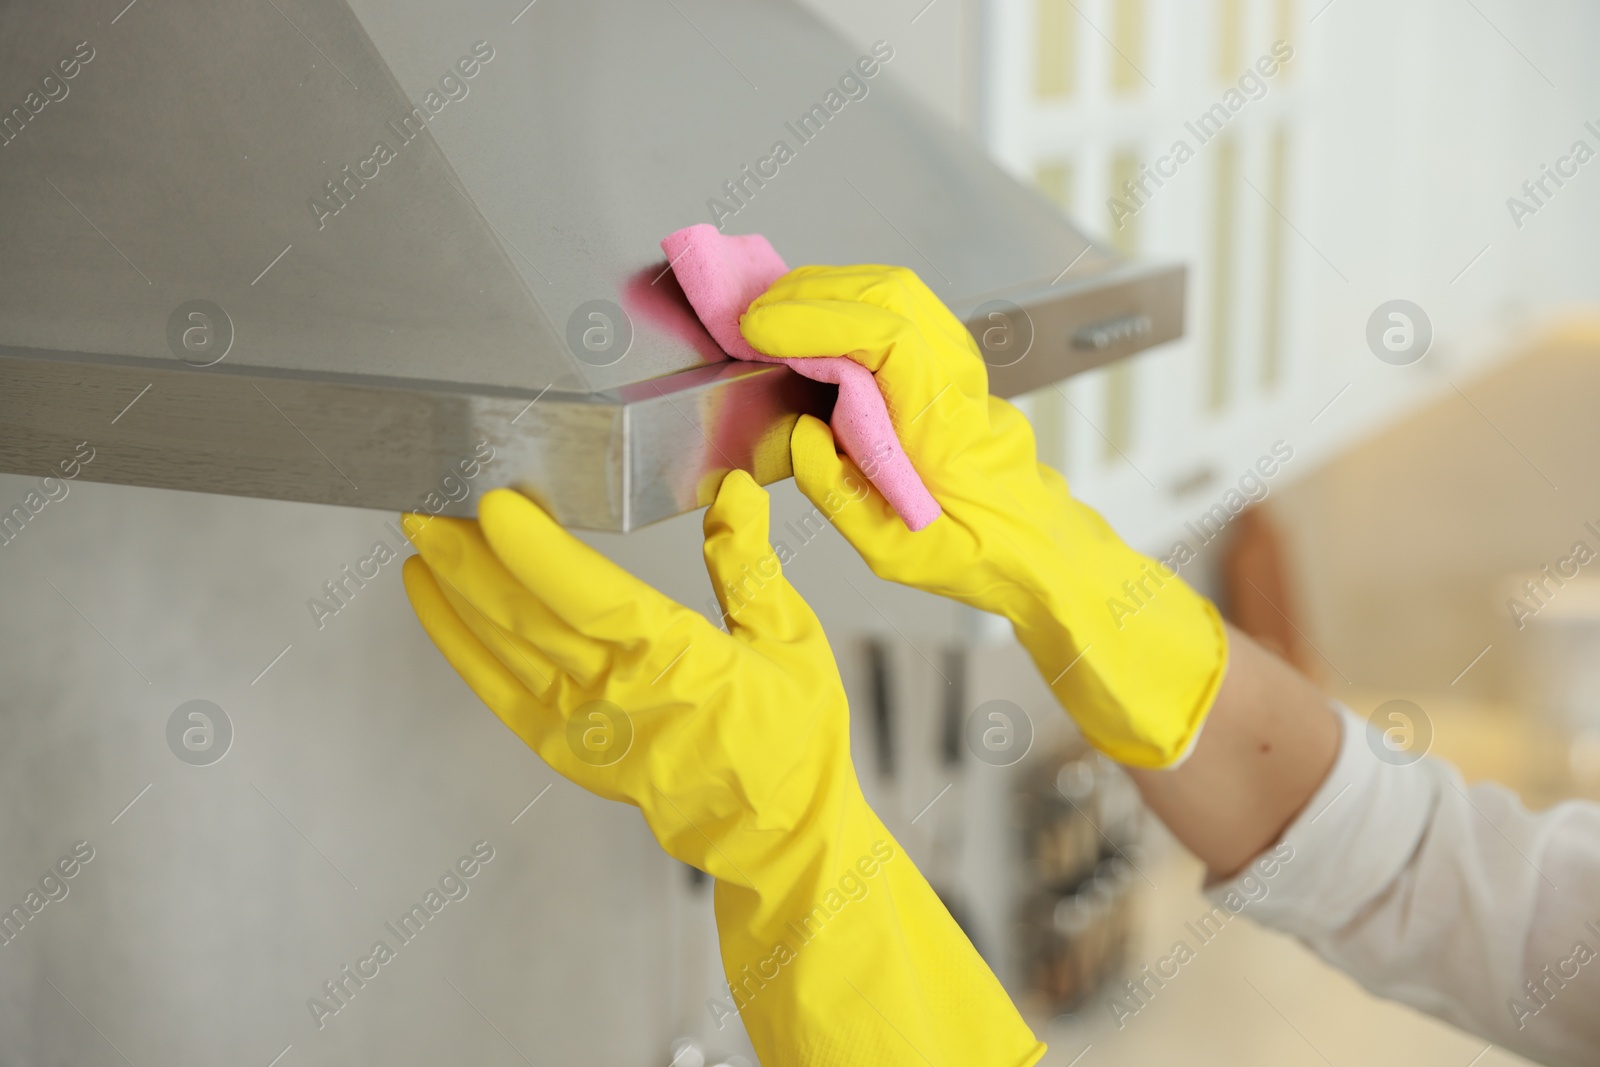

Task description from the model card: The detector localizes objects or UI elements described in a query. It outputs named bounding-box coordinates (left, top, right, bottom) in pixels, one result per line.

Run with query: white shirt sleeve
left=1206, top=704, right=1600, bottom=1067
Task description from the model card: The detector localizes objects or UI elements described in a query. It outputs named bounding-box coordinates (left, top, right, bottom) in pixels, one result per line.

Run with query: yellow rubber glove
left=400, top=471, right=1045, bottom=1067
left=740, top=266, right=1228, bottom=768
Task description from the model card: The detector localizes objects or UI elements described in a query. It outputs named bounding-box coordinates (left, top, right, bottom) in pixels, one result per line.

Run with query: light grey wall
left=0, top=473, right=699, bottom=1064
left=0, top=452, right=1010, bottom=1065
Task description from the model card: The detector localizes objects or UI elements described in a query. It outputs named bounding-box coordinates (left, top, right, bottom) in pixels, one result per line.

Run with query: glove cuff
left=711, top=792, right=1046, bottom=1067
left=1009, top=537, right=1230, bottom=769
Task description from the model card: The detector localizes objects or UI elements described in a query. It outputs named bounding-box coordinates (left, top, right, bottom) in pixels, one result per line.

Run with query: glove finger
left=702, top=469, right=822, bottom=647
left=756, top=264, right=976, bottom=353
left=405, top=557, right=638, bottom=802
left=476, top=488, right=703, bottom=651
left=740, top=298, right=982, bottom=435
left=795, top=415, right=1002, bottom=600
left=898, top=267, right=998, bottom=359
left=400, top=512, right=609, bottom=685
left=401, top=556, right=561, bottom=754
left=790, top=414, right=907, bottom=560
left=743, top=265, right=989, bottom=400
left=419, top=557, right=572, bottom=700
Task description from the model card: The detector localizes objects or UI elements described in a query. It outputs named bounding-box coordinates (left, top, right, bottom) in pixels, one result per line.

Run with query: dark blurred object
left=1025, top=857, right=1136, bottom=1008
left=865, top=639, right=896, bottom=778
left=1017, top=744, right=1141, bottom=1008
left=1222, top=505, right=1317, bottom=678
left=941, top=646, right=966, bottom=766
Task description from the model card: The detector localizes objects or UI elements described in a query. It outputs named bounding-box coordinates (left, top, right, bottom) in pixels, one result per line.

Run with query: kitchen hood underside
left=0, top=0, right=1183, bottom=531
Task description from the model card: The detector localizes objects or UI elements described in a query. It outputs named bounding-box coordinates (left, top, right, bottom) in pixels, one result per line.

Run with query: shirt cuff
left=1204, top=702, right=1441, bottom=937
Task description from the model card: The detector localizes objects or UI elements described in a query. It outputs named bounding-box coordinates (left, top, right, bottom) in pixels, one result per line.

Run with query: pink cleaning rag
left=660, top=223, right=941, bottom=531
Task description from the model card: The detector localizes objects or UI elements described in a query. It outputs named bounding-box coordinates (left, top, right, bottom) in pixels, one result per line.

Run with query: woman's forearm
left=1125, top=623, right=1340, bottom=879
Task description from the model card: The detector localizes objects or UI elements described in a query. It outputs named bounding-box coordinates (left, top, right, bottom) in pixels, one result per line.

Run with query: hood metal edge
left=0, top=257, right=1181, bottom=531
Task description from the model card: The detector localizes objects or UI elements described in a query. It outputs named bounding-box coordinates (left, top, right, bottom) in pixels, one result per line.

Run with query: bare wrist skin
left=1125, top=623, right=1341, bottom=881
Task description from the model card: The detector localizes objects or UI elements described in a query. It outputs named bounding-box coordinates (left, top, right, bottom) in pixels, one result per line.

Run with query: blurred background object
left=1017, top=746, right=1140, bottom=1011
left=3, top=0, right=1597, bottom=1064
left=1221, top=506, right=1317, bottom=679
left=1268, top=322, right=1600, bottom=812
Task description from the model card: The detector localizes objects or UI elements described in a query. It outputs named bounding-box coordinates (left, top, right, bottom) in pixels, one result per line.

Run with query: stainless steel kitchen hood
left=0, top=0, right=1183, bottom=531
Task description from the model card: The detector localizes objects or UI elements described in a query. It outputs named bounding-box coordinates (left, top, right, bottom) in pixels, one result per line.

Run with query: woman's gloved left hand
left=400, top=470, right=1044, bottom=1067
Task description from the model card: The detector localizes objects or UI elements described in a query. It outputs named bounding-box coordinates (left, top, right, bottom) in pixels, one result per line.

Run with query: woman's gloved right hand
left=741, top=265, right=1228, bottom=768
